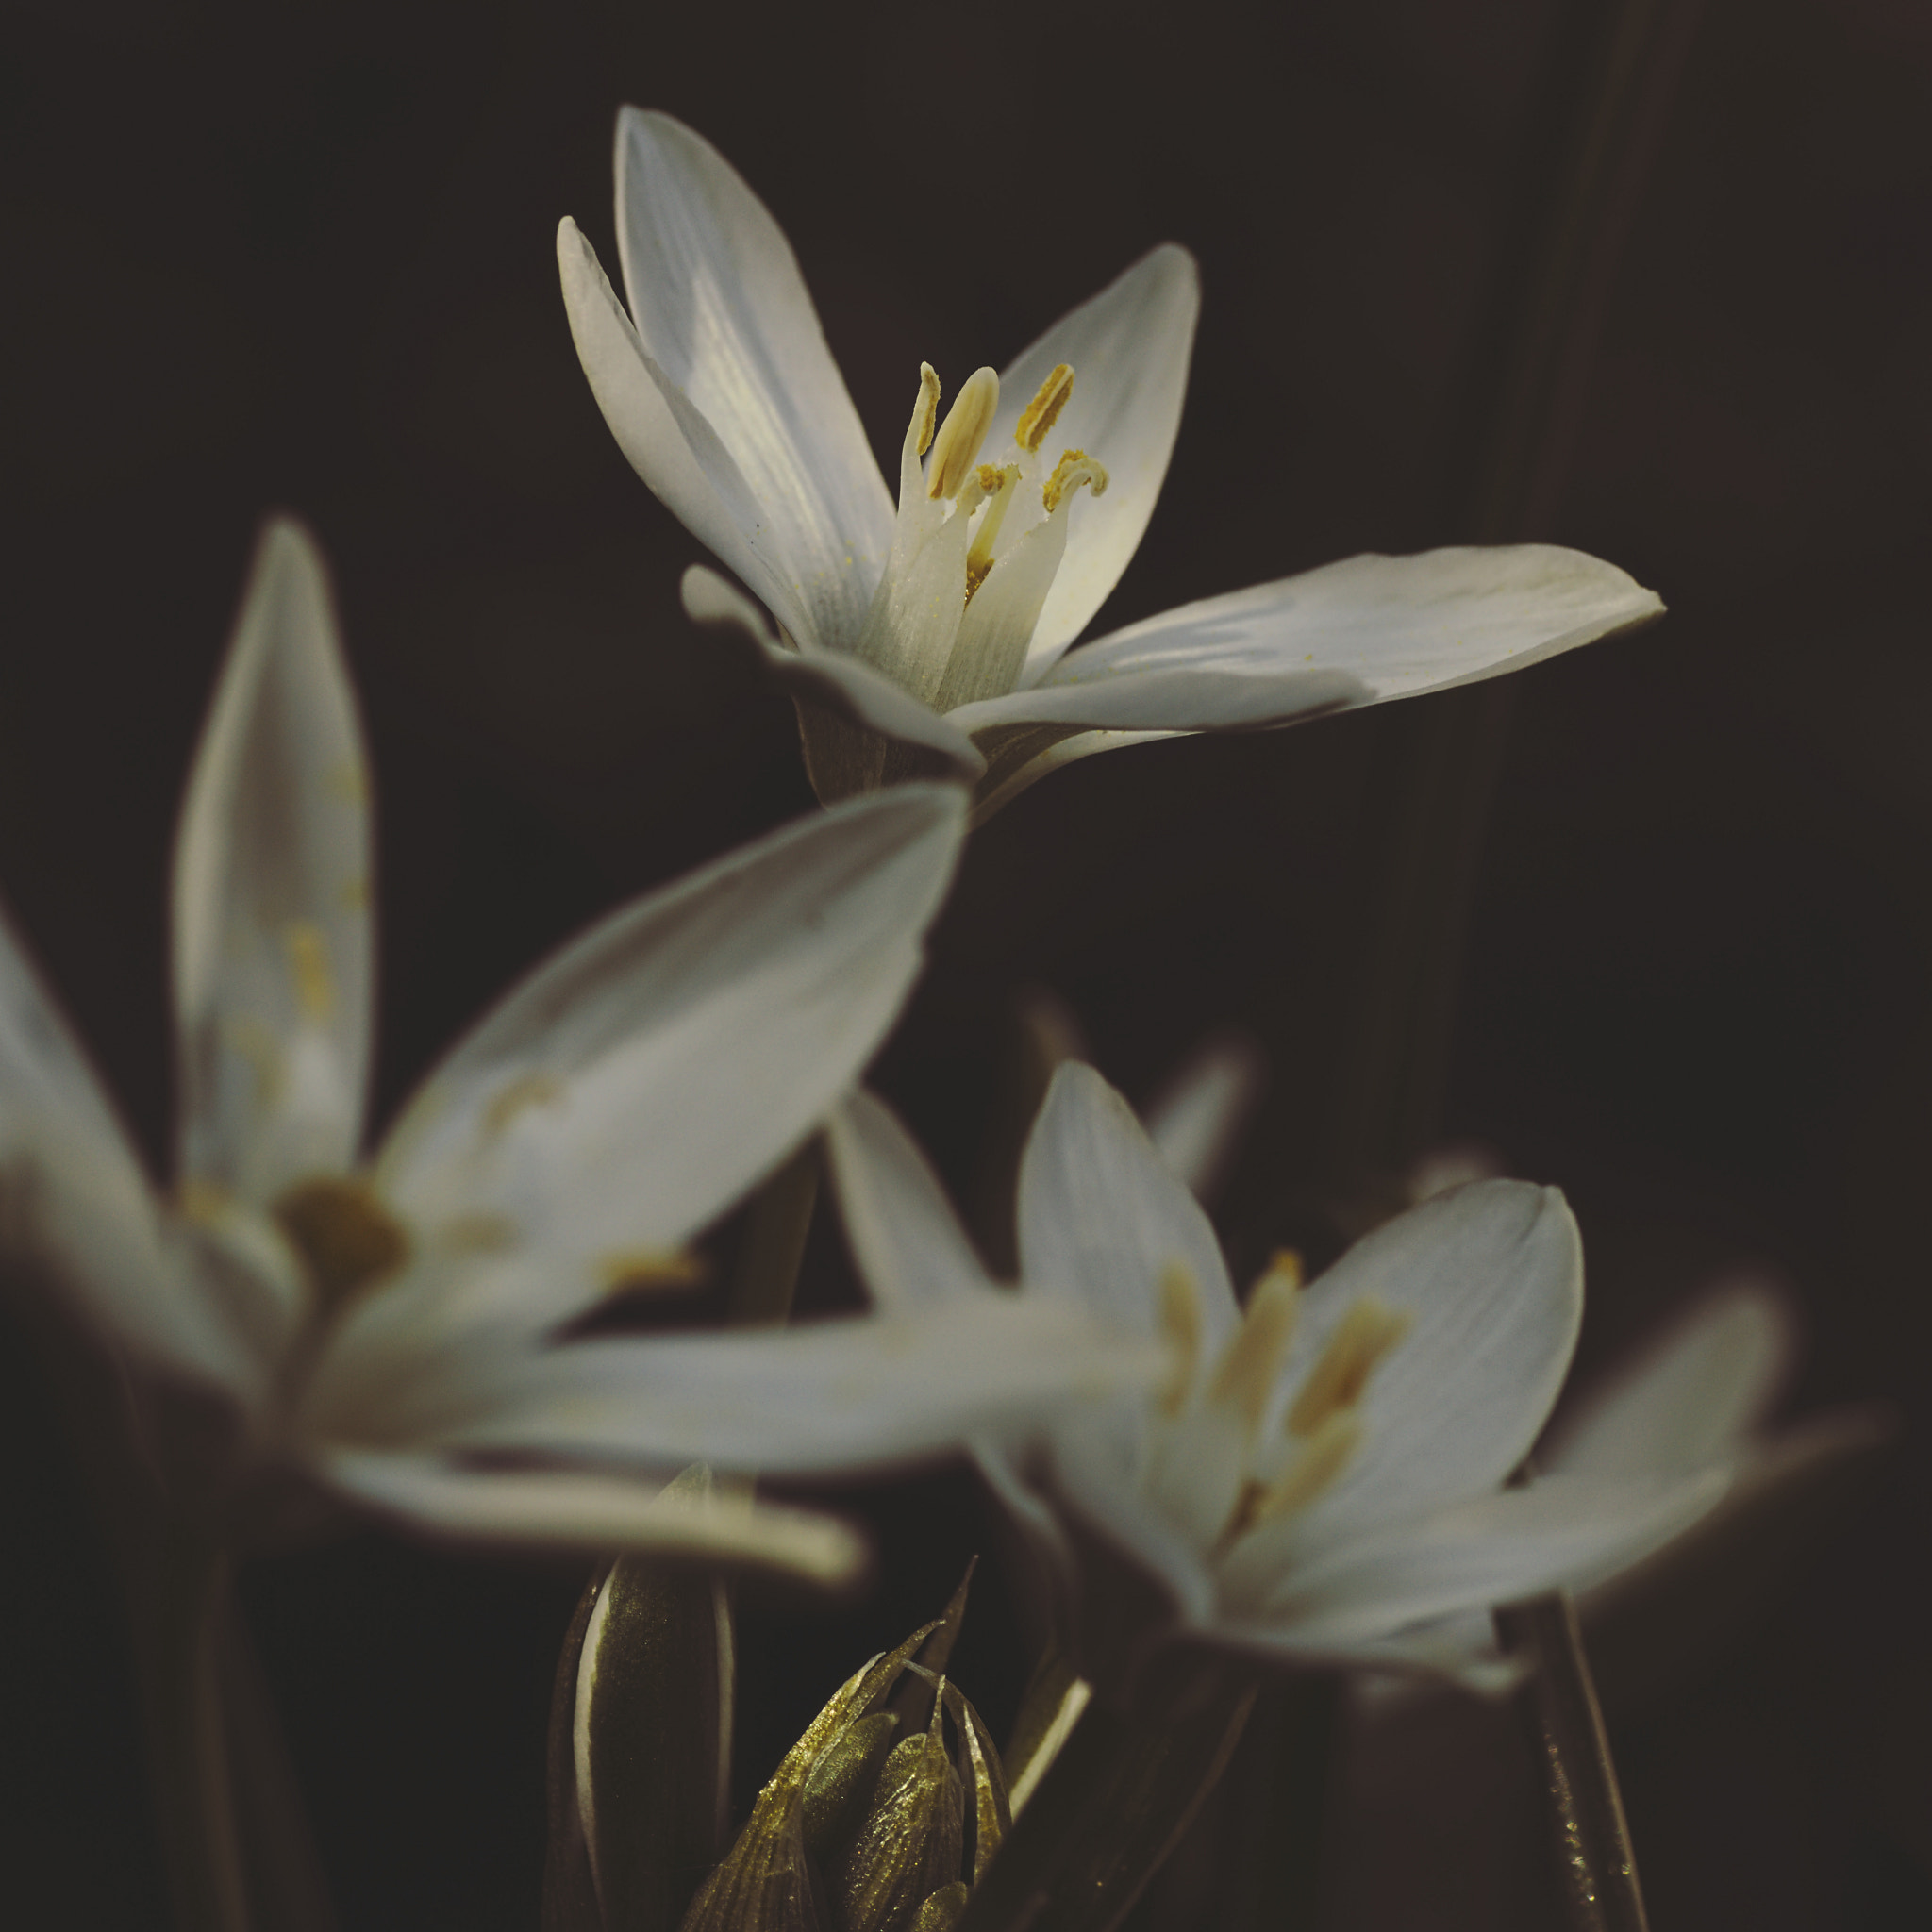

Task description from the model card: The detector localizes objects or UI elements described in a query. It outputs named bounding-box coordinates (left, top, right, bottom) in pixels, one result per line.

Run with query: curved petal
left=1018, top=1064, right=1240, bottom=1362
left=681, top=567, right=983, bottom=775
left=1141, top=1034, right=1265, bottom=1207
left=823, top=1090, right=992, bottom=1312
left=1278, top=1182, right=1583, bottom=1546
left=375, top=786, right=965, bottom=1299
left=559, top=220, right=817, bottom=645
left=947, top=660, right=1366, bottom=736
left=1542, top=1274, right=1797, bottom=1478
left=1248, top=1469, right=1727, bottom=1646
left=613, top=109, right=892, bottom=650
left=985, top=246, right=1199, bottom=672
left=322, top=1448, right=864, bottom=1585
left=399, top=1300, right=1163, bottom=1475
left=967, top=724, right=1175, bottom=826
left=1024, top=545, right=1662, bottom=706
left=172, top=520, right=374, bottom=1208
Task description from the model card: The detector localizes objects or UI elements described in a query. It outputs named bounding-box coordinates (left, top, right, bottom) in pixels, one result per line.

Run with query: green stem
left=724, top=1140, right=821, bottom=1329
left=135, top=1528, right=251, bottom=1932
left=1494, top=1591, right=1648, bottom=1932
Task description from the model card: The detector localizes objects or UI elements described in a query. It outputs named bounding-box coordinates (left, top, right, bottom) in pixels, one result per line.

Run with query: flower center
left=850, top=361, right=1108, bottom=716
left=1146, top=1252, right=1411, bottom=1554
left=272, top=1174, right=411, bottom=1320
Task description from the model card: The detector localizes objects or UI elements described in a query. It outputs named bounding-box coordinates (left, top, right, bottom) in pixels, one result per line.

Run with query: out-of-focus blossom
left=558, top=111, right=1664, bottom=821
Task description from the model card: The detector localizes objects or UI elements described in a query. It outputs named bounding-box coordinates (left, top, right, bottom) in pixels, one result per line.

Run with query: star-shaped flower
left=0, top=523, right=1151, bottom=1583
left=559, top=110, right=1664, bottom=821
left=825, top=1064, right=1724, bottom=1682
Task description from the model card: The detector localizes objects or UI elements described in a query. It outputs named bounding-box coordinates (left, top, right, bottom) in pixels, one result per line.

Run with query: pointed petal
left=322, top=1448, right=865, bottom=1584
left=172, top=520, right=374, bottom=1208
left=682, top=567, right=983, bottom=775
left=1250, top=1470, right=1727, bottom=1646
left=967, top=724, right=1175, bottom=826
left=1542, top=1274, right=1797, bottom=1478
left=1141, top=1034, right=1265, bottom=1207
left=613, top=109, right=893, bottom=649
left=407, top=1300, right=1162, bottom=1476
left=824, top=1090, right=992, bottom=1312
left=1018, top=1063, right=1240, bottom=1361
left=1281, top=1182, right=1582, bottom=1544
left=947, top=660, right=1366, bottom=737
left=986, top=246, right=1199, bottom=670
left=1019, top=544, right=1662, bottom=708
left=375, top=787, right=965, bottom=1303
left=559, top=218, right=820, bottom=646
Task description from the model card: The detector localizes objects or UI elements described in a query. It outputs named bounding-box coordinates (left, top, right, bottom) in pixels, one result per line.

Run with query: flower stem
left=134, top=1527, right=252, bottom=1932
left=1494, top=1591, right=1648, bottom=1932
left=724, top=1140, right=821, bottom=1328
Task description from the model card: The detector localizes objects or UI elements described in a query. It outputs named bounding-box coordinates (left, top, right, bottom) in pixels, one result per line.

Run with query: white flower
left=825, top=1063, right=1724, bottom=1681
left=558, top=110, right=1665, bottom=821
left=0, top=523, right=1152, bottom=1585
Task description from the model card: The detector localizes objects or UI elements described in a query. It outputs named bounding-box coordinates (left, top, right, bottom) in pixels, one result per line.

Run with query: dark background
left=3, top=0, right=1929, bottom=1925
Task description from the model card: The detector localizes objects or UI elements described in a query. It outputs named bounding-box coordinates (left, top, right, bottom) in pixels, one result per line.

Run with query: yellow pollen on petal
left=1015, top=363, right=1074, bottom=453
left=1207, top=1266, right=1301, bottom=1434
left=912, top=363, right=941, bottom=457
left=1041, top=448, right=1109, bottom=514
left=1157, top=1259, right=1204, bottom=1416
left=926, top=365, right=1000, bottom=499
left=284, top=921, right=333, bottom=1023
left=1251, top=1409, right=1362, bottom=1525
left=597, top=1248, right=708, bottom=1295
left=273, top=1174, right=411, bottom=1315
left=1285, top=1296, right=1411, bottom=1438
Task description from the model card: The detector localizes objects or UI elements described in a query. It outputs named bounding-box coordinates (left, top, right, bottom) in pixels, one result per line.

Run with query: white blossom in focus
left=558, top=111, right=1666, bottom=821
left=0, top=523, right=1152, bottom=1584
left=826, top=1065, right=1725, bottom=1683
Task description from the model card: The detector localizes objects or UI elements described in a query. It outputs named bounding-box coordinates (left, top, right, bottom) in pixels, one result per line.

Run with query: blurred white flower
left=0, top=523, right=1148, bottom=1584
left=826, top=1064, right=1724, bottom=1681
left=558, top=111, right=1665, bottom=821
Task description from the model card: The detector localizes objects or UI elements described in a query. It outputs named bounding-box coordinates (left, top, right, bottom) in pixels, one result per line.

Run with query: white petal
left=559, top=219, right=819, bottom=647
left=1141, top=1034, right=1265, bottom=1207
left=986, top=246, right=1199, bottom=673
left=951, top=655, right=1364, bottom=737
left=681, top=566, right=983, bottom=775
left=407, top=1300, right=1161, bottom=1475
left=1018, top=1063, right=1240, bottom=1361
left=1251, top=1470, right=1727, bottom=1645
left=612, top=110, right=892, bottom=651
left=172, top=521, right=374, bottom=1208
left=375, top=788, right=965, bottom=1307
left=1542, top=1274, right=1797, bottom=1478
left=823, top=1091, right=992, bottom=1312
left=1279, top=1182, right=1582, bottom=1545
left=1021, top=545, right=1662, bottom=707
left=967, top=725, right=1175, bottom=826
left=321, top=1448, right=864, bottom=1585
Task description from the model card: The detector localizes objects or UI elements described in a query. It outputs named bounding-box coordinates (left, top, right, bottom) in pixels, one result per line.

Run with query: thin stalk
left=134, top=1528, right=251, bottom=1932
left=1493, top=1591, right=1648, bottom=1932
left=724, top=1140, right=821, bottom=1329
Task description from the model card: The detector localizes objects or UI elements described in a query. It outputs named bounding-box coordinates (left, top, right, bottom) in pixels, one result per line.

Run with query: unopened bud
left=834, top=1695, right=965, bottom=1932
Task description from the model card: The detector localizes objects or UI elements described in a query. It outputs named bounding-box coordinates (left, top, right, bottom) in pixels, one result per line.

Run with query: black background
left=3, top=0, right=1929, bottom=1925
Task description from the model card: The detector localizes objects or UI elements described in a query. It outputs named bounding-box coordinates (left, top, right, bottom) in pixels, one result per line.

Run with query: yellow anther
left=1157, top=1260, right=1204, bottom=1416
left=913, top=364, right=941, bottom=457
left=1208, top=1266, right=1301, bottom=1434
left=926, top=365, right=1000, bottom=499
left=1254, top=1248, right=1305, bottom=1296
left=284, top=921, right=333, bottom=1023
left=963, top=463, right=1023, bottom=604
left=1285, top=1296, right=1411, bottom=1438
left=273, top=1174, right=410, bottom=1315
left=1015, top=363, right=1074, bottom=453
left=597, top=1248, right=708, bottom=1295
left=1252, top=1410, right=1362, bottom=1525
left=1041, top=449, right=1108, bottom=514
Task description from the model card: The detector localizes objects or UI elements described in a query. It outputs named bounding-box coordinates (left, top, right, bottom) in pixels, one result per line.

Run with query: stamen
left=1015, top=364, right=1074, bottom=453
left=1250, top=1410, right=1362, bottom=1525
left=963, top=463, right=1023, bottom=603
left=1285, top=1296, right=1411, bottom=1438
left=273, top=1174, right=410, bottom=1316
left=1041, top=449, right=1109, bottom=514
left=1157, top=1260, right=1204, bottom=1416
left=926, top=366, right=1000, bottom=499
left=1207, top=1266, right=1302, bottom=1434
left=911, top=363, right=941, bottom=458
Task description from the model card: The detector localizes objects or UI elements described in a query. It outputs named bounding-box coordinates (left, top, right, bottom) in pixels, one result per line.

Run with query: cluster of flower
left=0, top=107, right=1886, bottom=1932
